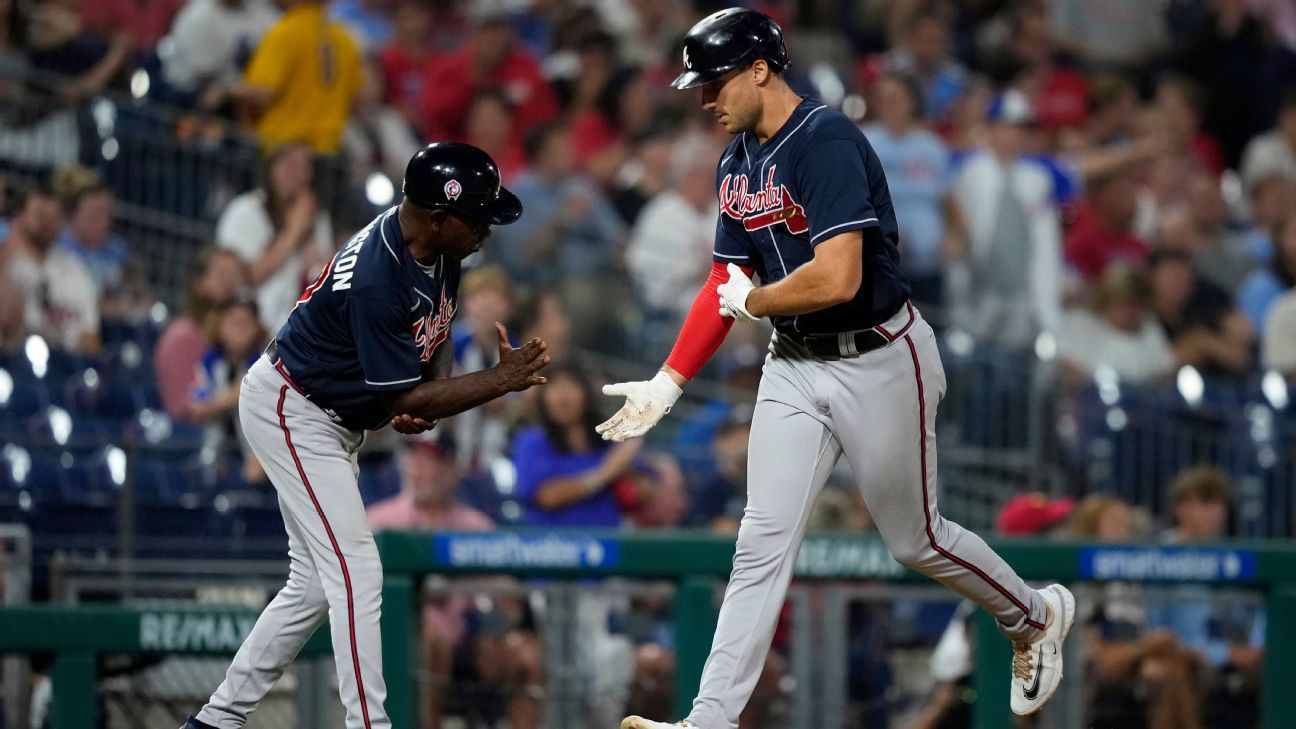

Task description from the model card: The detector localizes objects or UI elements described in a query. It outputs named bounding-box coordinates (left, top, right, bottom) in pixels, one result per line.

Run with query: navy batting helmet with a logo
left=670, top=8, right=789, bottom=90
left=402, top=142, right=522, bottom=225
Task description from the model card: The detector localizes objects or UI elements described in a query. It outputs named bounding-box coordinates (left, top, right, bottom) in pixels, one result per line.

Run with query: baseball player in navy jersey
left=605, top=10, right=1074, bottom=729
left=181, top=142, right=550, bottom=729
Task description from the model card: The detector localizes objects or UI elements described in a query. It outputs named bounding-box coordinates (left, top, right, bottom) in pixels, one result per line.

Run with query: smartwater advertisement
left=1079, top=547, right=1256, bottom=582
left=433, top=533, right=621, bottom=570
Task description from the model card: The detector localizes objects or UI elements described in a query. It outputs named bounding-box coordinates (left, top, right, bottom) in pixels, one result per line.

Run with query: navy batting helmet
left=670, top=8, right=789, bottom=90
left=402, top=142, right=522, bottom=225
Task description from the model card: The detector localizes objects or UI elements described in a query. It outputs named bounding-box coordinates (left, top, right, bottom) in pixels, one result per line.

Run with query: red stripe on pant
left=903, top=336, right=1045, bottom=632
left=276, top=385, right=374, bottom=728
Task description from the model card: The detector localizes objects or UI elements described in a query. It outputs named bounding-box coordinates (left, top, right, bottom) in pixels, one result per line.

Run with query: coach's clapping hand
left=390, top=414, right=436, bottom=434
left=493, top=322, right=550, bottom=392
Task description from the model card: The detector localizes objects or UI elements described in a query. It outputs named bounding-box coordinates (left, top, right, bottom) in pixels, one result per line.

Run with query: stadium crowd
left=0, top=0, right=1294, bottom=726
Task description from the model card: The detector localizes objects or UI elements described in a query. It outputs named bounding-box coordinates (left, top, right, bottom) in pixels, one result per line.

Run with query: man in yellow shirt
left=204, top=0, right=361, bottom=154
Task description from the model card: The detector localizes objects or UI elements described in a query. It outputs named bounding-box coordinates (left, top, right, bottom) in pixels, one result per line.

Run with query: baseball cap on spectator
left=988, top=89, right=1036, bottom=126
left=996, top=493, right=1075, bottom=536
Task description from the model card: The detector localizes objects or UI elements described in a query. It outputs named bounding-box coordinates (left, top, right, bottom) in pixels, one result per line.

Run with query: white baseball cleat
left=1009, top=583, right=1075, bottom=716
left=620, top=717, right=696, bottom=729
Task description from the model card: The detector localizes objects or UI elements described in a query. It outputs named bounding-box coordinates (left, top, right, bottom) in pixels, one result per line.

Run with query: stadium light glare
left=106, top=446, right=126, bottom=486
left=0, top=368, right=11, bottom=406
left=3, top=445, right=29, bottom=483
left=24, top=335, right=48, bottom=379
left=1094, top=365, right=1120, bottom=405
left=47, top=407, right=72, bottom=446
left=365, top=172, right=395, bottom=206
left=1034, top=331, right=1057, bottom=362
left=130, top=70, right=150, bottom=99
left=1177, top=365, right=1204, bottom=407
left=1262, top=370, right=1289, bottom=411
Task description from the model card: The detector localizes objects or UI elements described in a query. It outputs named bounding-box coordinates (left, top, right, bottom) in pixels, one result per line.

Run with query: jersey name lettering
left=718, top=165, right=808, bottom=235
left=330, top=221, right=375, bottom=291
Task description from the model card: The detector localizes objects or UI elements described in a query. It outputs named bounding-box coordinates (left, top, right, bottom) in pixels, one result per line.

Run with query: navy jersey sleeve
left=713, top=215, right=756, bottom=264
left=793, top=138, right=880, bottom=245
left=348, top=295, right=423, bottom=391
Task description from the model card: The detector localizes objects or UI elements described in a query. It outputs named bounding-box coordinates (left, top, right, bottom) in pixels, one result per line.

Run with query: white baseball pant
left=686, top=304, right=1047, bottom=729
left=197, top=356, right=389, bottom=729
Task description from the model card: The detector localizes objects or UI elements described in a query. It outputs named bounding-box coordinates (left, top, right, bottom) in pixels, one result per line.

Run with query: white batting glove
left=717, top=263, right=757, bottom=321
left=595, top=371, right=683, bottom=441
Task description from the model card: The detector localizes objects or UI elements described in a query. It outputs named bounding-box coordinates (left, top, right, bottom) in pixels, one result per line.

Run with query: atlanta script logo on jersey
left=719, top=165, right=808, bottom=235
left=411, top=286, right=455, bottom=362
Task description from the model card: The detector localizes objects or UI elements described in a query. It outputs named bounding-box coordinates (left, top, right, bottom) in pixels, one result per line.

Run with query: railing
left=0, top=532, right=1293, bottom=729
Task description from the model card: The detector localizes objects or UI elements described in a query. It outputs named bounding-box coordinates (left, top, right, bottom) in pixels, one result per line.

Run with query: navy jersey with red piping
left=273, top=206, right=458, bottom=430
left=713, top=97, right=909, bottom=334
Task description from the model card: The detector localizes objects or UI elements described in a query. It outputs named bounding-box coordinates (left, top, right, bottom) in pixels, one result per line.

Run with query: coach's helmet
left=402, top=142, right=522, bottom=225
left=670, top=8, right=789, bottom=90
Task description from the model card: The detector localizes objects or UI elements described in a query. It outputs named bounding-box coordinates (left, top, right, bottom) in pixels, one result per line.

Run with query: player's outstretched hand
left=391, top=414, right=437, bottom=434
left=717, top=263, right=757, bottom=321
left=493, top=322, right=550, bottom=392
left=595, top=372, right=683, bottom=441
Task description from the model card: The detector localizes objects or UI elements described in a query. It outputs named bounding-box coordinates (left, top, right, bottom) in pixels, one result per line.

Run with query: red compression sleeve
left=664, top=262, right=754, bottom=379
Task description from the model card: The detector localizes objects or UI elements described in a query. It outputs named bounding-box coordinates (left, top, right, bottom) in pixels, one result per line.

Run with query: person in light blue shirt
left=56, top=175, right=137, bottom=314
left=1237, top=212, right=1296, bottom=335
left=862, top=73, right=963, bottom=308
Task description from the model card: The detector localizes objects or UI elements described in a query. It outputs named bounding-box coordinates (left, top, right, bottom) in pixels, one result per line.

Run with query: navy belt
left=784, top=301, right=916, bottom=360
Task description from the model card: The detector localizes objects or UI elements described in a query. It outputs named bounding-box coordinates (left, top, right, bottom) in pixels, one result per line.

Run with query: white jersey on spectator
left=216, top=189, right=333, bottom=332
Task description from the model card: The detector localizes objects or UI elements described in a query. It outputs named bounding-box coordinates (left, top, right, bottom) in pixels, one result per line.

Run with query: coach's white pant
left=197, top=357, right=389, bottom=729
left=686, top=306, right=1046, bottom=729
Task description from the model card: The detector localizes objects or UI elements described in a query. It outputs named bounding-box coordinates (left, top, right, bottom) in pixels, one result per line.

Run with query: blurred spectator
left=417, top=9, right=557, bottom=141
left=158, top=0, right=277, bottom=104
left=1011, top=2, right=1089, bottom=132
left=0, top=183, right=99, bottom=354
left=461, top=89, right=526, bottom=183
left=1069, top=494, right=1205, bottom=729
left=81, top=0, right=183, bottom=54
left=1261, top=287, right=1296, bottom=374
left=52, top=165, right=151, bottom=322
left=1147, top=249, right=1254, bottom=375
left=328, top=0, right=391, bottom=56
left=1162, top=466, right=1231, bottom=542
left=1238, top=88, right=1296, bottom=192
left=340, top=59, right=421, bottom=188
left=1066, top=494, right=1136, bottom=541
left=1058, top=266, right=1176, bottom=384
left=1047, top=0, right=1167, bottom=72
left=1072, top=73, right=1141, bottom=151
left=187, top=295, right=267, bottom=484
left=995, top=492, right=1076, bottom=536
left=863, top=73, right=963, bottom=309
left=202, top=0, right=361, bottom=154
left=689, top=414, right=750, bottom=533
left=24, top=0, right=132, bottom=103
left=1177, top=174, right=1256, bottom=292
left=216, top=141, right=334, bottom=333
left=367, top=441, right=542, bottom=729
left=367, top=440, right=492, bottom=531
left=1177, top=0, right=1293, bottom=169
left=1148, top=467, right=1263, bottom=727
left=1238, top=211, right=1296, bottom=334
left=517, top=289, right=572, bottom=363
left=1064, top=164, right=1148, bottom=285
left=1241, top=173, right=1295, bottom=263
left=450, top=265, right=517, bottom=471
left=630, top=452, right=688, bottom=528
left=511, top=361, right=643, bottom=528
left=490, top=121, right=628, bottom=351
left=376, top=0, right=430, bottom=124
left=1151, top=76, right=1225, bottom=178
left=880, top=6, right=968, bottom=124
left=155, top=248, right=249, bottom=420
left=610, top=125, right=675, bottom=225
left=626, top=133, right=717, bottom=347
left=948, top=90, right=1063, bottom=349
